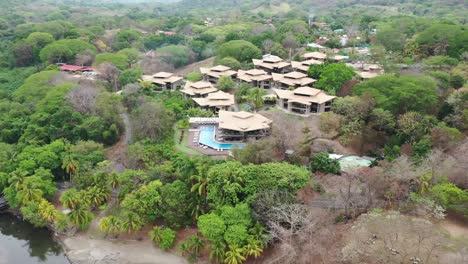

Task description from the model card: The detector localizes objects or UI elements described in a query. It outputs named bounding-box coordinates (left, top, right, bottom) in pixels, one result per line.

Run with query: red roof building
left=60, top=65, right=94, bottom=72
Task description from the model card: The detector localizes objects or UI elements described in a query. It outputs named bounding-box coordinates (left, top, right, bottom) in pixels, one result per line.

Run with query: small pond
left=0, top=213, right=69, bottom=264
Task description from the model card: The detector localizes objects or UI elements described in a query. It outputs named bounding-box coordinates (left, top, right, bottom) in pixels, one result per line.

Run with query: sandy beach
left=62, top=236, right=188, bottom=264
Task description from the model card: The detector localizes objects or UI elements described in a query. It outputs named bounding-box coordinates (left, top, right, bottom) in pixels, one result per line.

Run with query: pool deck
left=186, top=129, right=230, bottom=156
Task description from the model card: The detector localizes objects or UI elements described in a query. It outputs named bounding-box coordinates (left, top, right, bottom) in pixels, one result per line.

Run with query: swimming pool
left=198, top=126, right=244, bottom=150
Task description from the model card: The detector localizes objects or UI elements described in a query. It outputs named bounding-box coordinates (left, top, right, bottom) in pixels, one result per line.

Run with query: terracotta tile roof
left=218, top=110, right=272, bottom=132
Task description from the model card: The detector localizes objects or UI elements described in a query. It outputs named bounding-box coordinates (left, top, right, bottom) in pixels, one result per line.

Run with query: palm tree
left=150, top=226, right=164, bottom=244
left=209, top=240, right=226, bottom=264
left=120, top=211, right=143, bottom=233
left=247, top=88, right=267, bottom=112
left=249, top=223, right=266, bottom=242
left=38, top=199, right=58, bottom=223
left=61, top=149, right=79, bottom=183
left=99, top=216, right=121, bottom=236
left=16, top=180, right=43, bottom=204
left=224, top=244, right=246, bottom=264
left=68, top=206, right=93, bottom=230
left=243, top=237, right=263, bottom=259
left=187, top=235, right=205, bottom=256
left=108, top=172, right=120, bottom=189
left=86, top=186, right=111, bottom=209
left=60, top=188, right=82, bottom=209
left=190, top=162, right=210, bottom=197
left=9, top=170, right=28, bottom=191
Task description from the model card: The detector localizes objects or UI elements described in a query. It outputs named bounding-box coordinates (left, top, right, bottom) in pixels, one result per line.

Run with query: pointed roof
left=141, top=72, right=183, bottom=84
left=272, top=72, right=316, bottom=87
left=273, top=87, right=336, bottom=105
left=181, top=81, right=218, bottom=96
left=253, top=55, right=290, bottom=70
left=192, top=91, right=235, bottom=108
left=200, top=65, right=237, bottom=78
left=284, top=71, right=307, bottom=79
left=207, top=91, right=232, bottom=100
left=291, top=59, right=323, bottom=72
left=153, top=72, right=173, bottom=78
left=218, top=110, right=272, bottom=132
left=302, top=52, right=327, bottom=60
left=262, top=54, right=283, bottom=63
left=211, top=65, right=231, bottom=72
left=237, top=69, right=272, bottom=83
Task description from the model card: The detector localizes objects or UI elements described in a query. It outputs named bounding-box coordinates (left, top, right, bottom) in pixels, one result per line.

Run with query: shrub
left=185, top=72, right=203, bottom=82
left=151, top=226, right=177, bottom=250
left=310, top=152, right=341, bottom=174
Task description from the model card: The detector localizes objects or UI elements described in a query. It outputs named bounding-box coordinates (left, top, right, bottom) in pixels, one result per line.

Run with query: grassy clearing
left=173, top=127, right=203, bottom=156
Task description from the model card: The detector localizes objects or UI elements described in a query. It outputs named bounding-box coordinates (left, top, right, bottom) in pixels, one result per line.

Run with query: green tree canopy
left=353, top=74, right=438, bottom=115
left=95, top=53, right=129, bottom=70
left=217, top=40, right=261, bottom=63
left=415, top=24, right=468, bottom=58
left=315, top=63, right=355, bottom=94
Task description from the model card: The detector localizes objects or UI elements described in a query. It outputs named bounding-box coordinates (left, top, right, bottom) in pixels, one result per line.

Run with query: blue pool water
left=198, top=126, right=244, bottom=149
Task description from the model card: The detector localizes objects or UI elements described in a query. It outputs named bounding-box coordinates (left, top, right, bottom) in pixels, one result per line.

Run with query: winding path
left=107, top=111, right=132, bottom=173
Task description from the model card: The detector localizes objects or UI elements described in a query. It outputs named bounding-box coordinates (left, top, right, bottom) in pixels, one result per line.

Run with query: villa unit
left=291, top=59, right=323, bottom=73
left=273, top=86, right=336, bottom=115
left=237, top=69, right=273, bottom=89
left=302, top=52, right=327, bottom=61
left=192, top=91, right=235, bottom=112
left=349, top=64, right=384, bottom=80
left=253, top=54, right=291, bottom=74
left=272, top=71, right=316, bottom=89
left=218, top=110, right=272, bottom=141
left=181, top=81, right=217, bottom=98
left=141, top=72, right=183, bottom=91
left=200, top=65, right=237, bottom=84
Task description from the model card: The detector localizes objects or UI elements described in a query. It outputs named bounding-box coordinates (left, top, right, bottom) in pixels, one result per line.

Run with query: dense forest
left=0, top=0, right=467, bottom=263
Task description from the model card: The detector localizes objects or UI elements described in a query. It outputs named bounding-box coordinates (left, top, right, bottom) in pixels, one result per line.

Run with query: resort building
left=60, top=64, right=94, bottom=73
left=237, top=69, right=273, bottom=89
left=253, top=54, right=291, bottom=74
left=181, top=81, right=217, bottom=98
left=291, top=59, right=323, bottom=73
left=218, top=110, right=272, bottom=141
left=302, top=52, right=327, bottom=61
left=141, top=72, right=183, bottom=91
left=329, top=55, right=349, bottom=62
left=187, top=111, right=273, bottom=154
left=349, top=64, right=384, bottom=80
left=272, top=71, right=316, bottom=89
left=192, top=91, right=235, bottom=112
left=200, top=65, right=237, bottom=84
left=273, top=86, right=336, bottom=115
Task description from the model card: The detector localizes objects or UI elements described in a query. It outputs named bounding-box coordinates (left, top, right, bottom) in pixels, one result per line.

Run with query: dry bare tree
left=98, top=62, right=120, bottom=92
left=342, top=211, right=451, bottom=264
left=66, top=83, right=100, bottom=114
left=264, top=204, right=343, bottom=264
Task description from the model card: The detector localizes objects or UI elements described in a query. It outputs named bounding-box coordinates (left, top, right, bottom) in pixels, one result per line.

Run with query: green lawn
left=174, top=127, right=203, bottom=156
